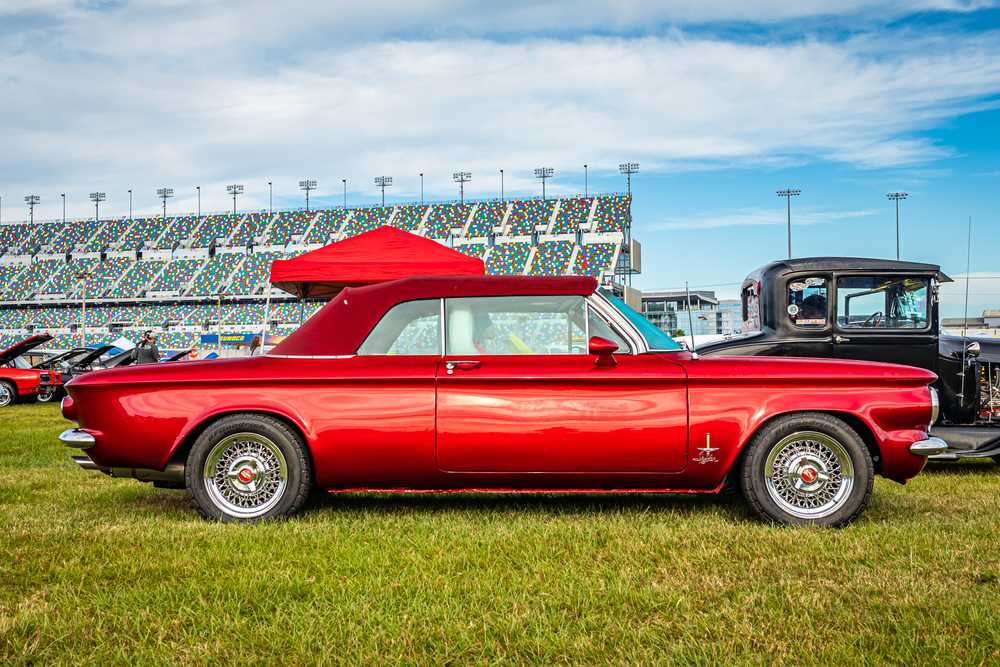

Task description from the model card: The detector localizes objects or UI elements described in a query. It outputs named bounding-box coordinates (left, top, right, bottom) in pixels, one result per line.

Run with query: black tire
left=741, top=412, right=873, bottom=527
left=36, top=388, right=60, bottom=403
left=0, top=380, right=19, bottom=407
left=185, top=413, right=313, bottom=524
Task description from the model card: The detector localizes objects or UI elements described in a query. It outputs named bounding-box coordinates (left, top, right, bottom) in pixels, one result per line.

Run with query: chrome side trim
left=266, top=354, right=355, bottom=359
left=586, top=294, right=648, bottom=354
left=59, top=428, right=95, bottom=448
left=929, top=386, right=939, bottom=426
left=909, top=436, right=948, bottom=457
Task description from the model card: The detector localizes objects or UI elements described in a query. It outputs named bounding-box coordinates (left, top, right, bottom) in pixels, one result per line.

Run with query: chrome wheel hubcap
left=203, top=433, right=287, bottom=518
left=0, top=386, right=11, bottom=407
left=764, top=431, right=854, bottom=519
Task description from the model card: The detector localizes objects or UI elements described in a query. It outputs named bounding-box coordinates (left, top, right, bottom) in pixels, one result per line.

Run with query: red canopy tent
left=268, top=225, right=486, bottom=298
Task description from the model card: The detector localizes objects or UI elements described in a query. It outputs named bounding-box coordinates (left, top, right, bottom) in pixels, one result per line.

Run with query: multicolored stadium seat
left=486, top=242, right=531, bottom=275
left=29, top=223, right=64, bottom=251
left=106, top=260, right=166, bottom=298
left=232, top=212, right=271, bottom=247
left=151, top=259, right=204, bottom=292
left=572, top=242, right=617, bottom=278
left=187, top=253, right=243, bottom=296
left=425, top=203, right=470, bottom=239
left=85, top=219, right=131, bottom=252
left=3, top=260, right=65, bottom=300
left=39, top=258, right=100, bottom=295
left=592, top=195, right=630, bottom=233
left=228, top=252, right=278, bottom=295
left=155, top=216, right=199, bottom=249
left=189, top=214, right=238, bottom=248
left=391, top=205, right=427, bottom=232
left=466, top=201, right=506, bottom=238
left=119, top=217, right=169, bottom=251
left=454, top=244, right=488, bottom=259
left=506, top=200, right=556, bottom=236
left=343, top=207, right=392, bottom=239
left=224, top=302, right=266, bottom=326
left=550, top=198, right=592, bottom=234
left=76, top=256, right=133, bottom=299
left=0, top=264, right=25, bottom=295
left=51, top=220, right=103, bottom=253
left=0, top=224, right=37, bottom=252
left=529, top=241, right=574, bottom=276
left=273, top=211, right=318, bottom=245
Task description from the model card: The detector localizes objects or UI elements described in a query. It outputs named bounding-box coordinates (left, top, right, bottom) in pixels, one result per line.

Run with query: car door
left=435, top=295, right=688, bottom=473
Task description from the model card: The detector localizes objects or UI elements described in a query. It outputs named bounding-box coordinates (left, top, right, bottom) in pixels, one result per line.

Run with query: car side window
left=357, top=299, right=441, bottom=356
left=837, top=276, right=928, bottom=329
left=445, top=295, right=591, bottom=355
left=787, top=277, right=828, bottom=327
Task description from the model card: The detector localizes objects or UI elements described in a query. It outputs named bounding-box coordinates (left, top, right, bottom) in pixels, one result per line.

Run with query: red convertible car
left=60, top=276, right=944, bottom=526
left=1, top=335, right=62, bottom=406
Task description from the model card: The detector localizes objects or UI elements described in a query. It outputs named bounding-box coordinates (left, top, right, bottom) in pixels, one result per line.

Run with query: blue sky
left=0, top=0, right=998, bottom=316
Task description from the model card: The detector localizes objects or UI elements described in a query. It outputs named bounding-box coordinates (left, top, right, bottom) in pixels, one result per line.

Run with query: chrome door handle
left=445, top=360, right=481, bottom=375
left=835, top=336, right=850, bottom=343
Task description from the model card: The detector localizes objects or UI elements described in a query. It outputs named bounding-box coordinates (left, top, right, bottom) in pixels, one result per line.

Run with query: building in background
left=641, top=290, right=742, bottom=337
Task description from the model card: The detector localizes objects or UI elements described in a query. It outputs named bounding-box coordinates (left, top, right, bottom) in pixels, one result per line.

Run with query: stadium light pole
left=886, top=192, right=907, bottom=261
left=25, top=195, right=39, bottom=224
left=300, top=180, right=316, bottom=212
left=584, top=165, right=588, bottom=197
left=62, top=194, right=66, bottom=224
left=268, top=182, right=272, bottom=217
left=196, top=186, right=201, bottom=218
left=617, top=163, right=639, bottom=289
left=89, top=192, right=105, bottom=223
left=453, top=172, right=471, bottom=205
left=500, top=169, right=504, bottom=202
left=420, top=173, right=423, bottom=205
left=227, top=184, right=243, bottom=217
left=534, top=167, right=553, bottom=200
left=619, top=163, right=638, bottom=196
left=776, top=188, right=801, bottom=259
left=374, top=176, right=392, bottom=207
left=157, top=188, right=173, bottom=219
left=128, top=190, right=132, bottom=221
left=343, top=180, right=347, bottom=209
left=75, top=268, right=95, bottom=346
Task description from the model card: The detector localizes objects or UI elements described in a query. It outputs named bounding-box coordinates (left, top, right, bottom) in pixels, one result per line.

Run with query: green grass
left=2, top=403, right=999, bottom=666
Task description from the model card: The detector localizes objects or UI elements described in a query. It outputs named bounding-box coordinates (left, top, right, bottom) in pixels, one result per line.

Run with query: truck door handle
left=445, top=360, right=481, bottom=374
left=835, top=336, right=850, bottom=344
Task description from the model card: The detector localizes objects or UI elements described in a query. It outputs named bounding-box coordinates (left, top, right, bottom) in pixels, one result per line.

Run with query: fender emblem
left=694, top=433, right=718, bottom=464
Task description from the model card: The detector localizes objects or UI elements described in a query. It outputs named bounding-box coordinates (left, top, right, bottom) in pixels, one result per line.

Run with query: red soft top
left=270, top=275, right=598, bottom=356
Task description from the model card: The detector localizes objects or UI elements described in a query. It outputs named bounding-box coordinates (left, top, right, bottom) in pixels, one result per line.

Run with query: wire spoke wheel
left=764, top=431, right=854, bottom=519
left=203, top=433, right=288, bottom=519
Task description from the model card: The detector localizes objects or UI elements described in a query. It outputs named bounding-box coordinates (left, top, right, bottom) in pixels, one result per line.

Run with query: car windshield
left=597, top=287, right=681, bottom=351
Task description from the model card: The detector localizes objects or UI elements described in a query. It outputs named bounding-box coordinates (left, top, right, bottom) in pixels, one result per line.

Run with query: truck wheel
left=0, top=380, right=18, bottom=407
left=741, top=412, right=873, bottom=527
left=185, top=413, right=313, bottom=524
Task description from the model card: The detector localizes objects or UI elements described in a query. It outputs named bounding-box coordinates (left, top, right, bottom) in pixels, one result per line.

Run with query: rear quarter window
left=787, top=277, right=828, bottom=327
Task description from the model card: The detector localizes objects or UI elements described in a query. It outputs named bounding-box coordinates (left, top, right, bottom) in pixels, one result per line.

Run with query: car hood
left=0, top=334, right=53, bottom=366
left=678, top=354, right=938, bottom=384
left=34, top=347, right=91, bottom=370
left=941, top=334, right=1000, bottom=363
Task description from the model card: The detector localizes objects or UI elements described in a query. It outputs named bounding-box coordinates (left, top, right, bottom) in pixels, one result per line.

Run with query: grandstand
left=0, top=194, right=629, bottom=350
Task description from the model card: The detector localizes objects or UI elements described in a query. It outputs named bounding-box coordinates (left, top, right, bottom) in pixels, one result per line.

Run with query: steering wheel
left=862, top=311, right=883, bottom=328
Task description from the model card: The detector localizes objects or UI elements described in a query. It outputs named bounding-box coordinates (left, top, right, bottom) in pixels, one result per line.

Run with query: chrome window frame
left=585, top=292, right=647, bottom=355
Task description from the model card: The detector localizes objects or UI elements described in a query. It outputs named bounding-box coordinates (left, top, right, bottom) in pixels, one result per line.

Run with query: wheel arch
left=167, top=409, right=314, bottom=471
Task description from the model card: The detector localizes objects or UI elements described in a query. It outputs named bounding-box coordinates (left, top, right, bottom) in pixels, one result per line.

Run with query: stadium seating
left=155, top=216, right=200, bottom=249
left=29, top=223, right=64, bottom=251
left=572, top=242, right=617, bottom=278
left=189, top=214, right=238, bottom=248
left=506, top=200, right=556, bottom=236
left=3, top=260, right=65, bottom=300
left=187, top=253, right=243, bottom=296
left=486, top=242, right=531, bottom=275
left=305, top=211, right=340, bottom=244
left=550, top=198, right=592, bottom=234
left=106, top=260, right=166, bottom=298
left=391, top=205, right=426, bottom=232
left=85, top=219, right=130, bottom=252
left=51, top=220, right=102, bottom=253
left=466, top=201, right=506, bottom=238
left=454, top=244, right=488, bottom=259
left=231, top=212, right=271, bottom=247
left=592, top=195, right=630, bottom=233
left=0, top=264, right=24, bottom=295
left=76, top=257, right=134, bottom=299
left=529, top=241, right=574, bottom=276
left=118, top=217, right=169, bottom=251
left=40, top=258, right=100, bottom=295
left=0, top=224, right=40, bottom=253
left=151, top=259, right=203, bottom=292
left=225, top=302, right=266, bottom=326
left=424, top=203, right=469, bottom=239
left=343, top=207, right=392, bottom=239
left=228, top=252, right=279, bottom=295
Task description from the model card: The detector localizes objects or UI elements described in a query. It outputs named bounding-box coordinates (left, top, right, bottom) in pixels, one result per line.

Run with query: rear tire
left=36, top=388, right=60, bottom=403
left=185, top=413, right=313, bottom=524
left=0, top=380, right=18, bottom=407
left=741, top=412, right=873, bottom=527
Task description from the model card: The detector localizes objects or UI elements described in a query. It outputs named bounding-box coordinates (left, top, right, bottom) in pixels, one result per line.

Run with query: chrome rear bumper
left=909, top=436, right=948, bottom=457
left=59, top=428, right=95, bottom=447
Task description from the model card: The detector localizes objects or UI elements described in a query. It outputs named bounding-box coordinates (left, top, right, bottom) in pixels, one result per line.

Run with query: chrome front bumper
left=59, top=428, right=95, bottom=447
left=909, top=436, right=948, bottom=457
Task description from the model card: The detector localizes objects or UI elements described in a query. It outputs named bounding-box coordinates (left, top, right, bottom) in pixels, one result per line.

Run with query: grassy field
left=2, top=403, right=999, bottom=666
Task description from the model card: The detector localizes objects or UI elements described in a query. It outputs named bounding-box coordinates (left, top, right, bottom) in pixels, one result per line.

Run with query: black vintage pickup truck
left=698, top=258, right=1000, bottom=462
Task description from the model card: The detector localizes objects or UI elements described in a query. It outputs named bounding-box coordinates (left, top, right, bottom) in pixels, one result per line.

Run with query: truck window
left=837, top=277, right=928, bottom=329
left=742, top=284, right=761, bottom=332
left=787, top=277, right=828, bottom=327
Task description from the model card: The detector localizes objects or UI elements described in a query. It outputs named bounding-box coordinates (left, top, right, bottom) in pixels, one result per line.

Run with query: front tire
left=0, top=380, right=18, bottom=407
left=741, top=413, right=873, bottom=527
left=185, top=413, right=313, bottom=523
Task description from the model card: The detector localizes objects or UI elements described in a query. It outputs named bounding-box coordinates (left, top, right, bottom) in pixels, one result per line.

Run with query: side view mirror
left=589, top=336, right=619, bottom=366
left=967, top=341, right=981, bottom=358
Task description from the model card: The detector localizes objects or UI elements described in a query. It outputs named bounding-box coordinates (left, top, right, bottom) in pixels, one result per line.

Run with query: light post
left=420, top=173, right=423, bottom=205
left=268, top=182, right=272, bottom=217
left=196, top=186, right=201, bottom=218
left=128, top=190, right=132, bottom=221
left=617, top=163, right=639, bottom=288
left=619, top=163, right=638, bottom=196
left=25, top=195, right=40, bottom=224
left=343, top=179, right=347, bottom=209
left=534, top=168, right=553, bottom=200
left=157, top=188, right=173, bottom=219
left=75, top=268, right=94, bottom=346
left=500, top=169, right=504, bottom=202
left=584, top=165, right=588, bottom=197
left=776, top=188, right=801, bottom=259
left=374, top=176, right=392, bottom=207
left=300, top=180, right=316, bottom=212
left=453, top=172, right=471, bottom=205
left=227, top=184, right=243, bottom=217
left=886, top=192, right=907, bottom=261
left=89, top=192, right=105, bottom=223
left=62, top=194, right=66, bottom=224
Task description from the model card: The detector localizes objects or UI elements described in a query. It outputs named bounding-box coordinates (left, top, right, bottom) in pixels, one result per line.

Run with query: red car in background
left=60, top=276, right=943, bottom=526
left=0, top=335, right=62, bottom=406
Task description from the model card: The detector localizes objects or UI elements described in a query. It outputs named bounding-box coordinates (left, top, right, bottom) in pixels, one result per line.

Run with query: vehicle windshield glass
left=12, top=357, right=30, bottom=369
left=597, top=287, right=681, bottom=350
left=837, top=276, right=929, bottom=329
left=787, top=277, right=828, bottom=327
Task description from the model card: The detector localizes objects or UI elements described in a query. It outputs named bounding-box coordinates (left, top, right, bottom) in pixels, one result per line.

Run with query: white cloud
left=647, top=207, right=879, bottom=231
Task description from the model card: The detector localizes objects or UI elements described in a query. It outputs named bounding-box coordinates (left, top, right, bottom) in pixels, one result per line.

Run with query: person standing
left=245, top=336, right=262, bottom=356
left=136, top=331, right=161, bottom=364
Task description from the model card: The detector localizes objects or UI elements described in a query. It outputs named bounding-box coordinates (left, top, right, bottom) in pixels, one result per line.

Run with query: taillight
left=61, top=395, right=78, bottom=423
